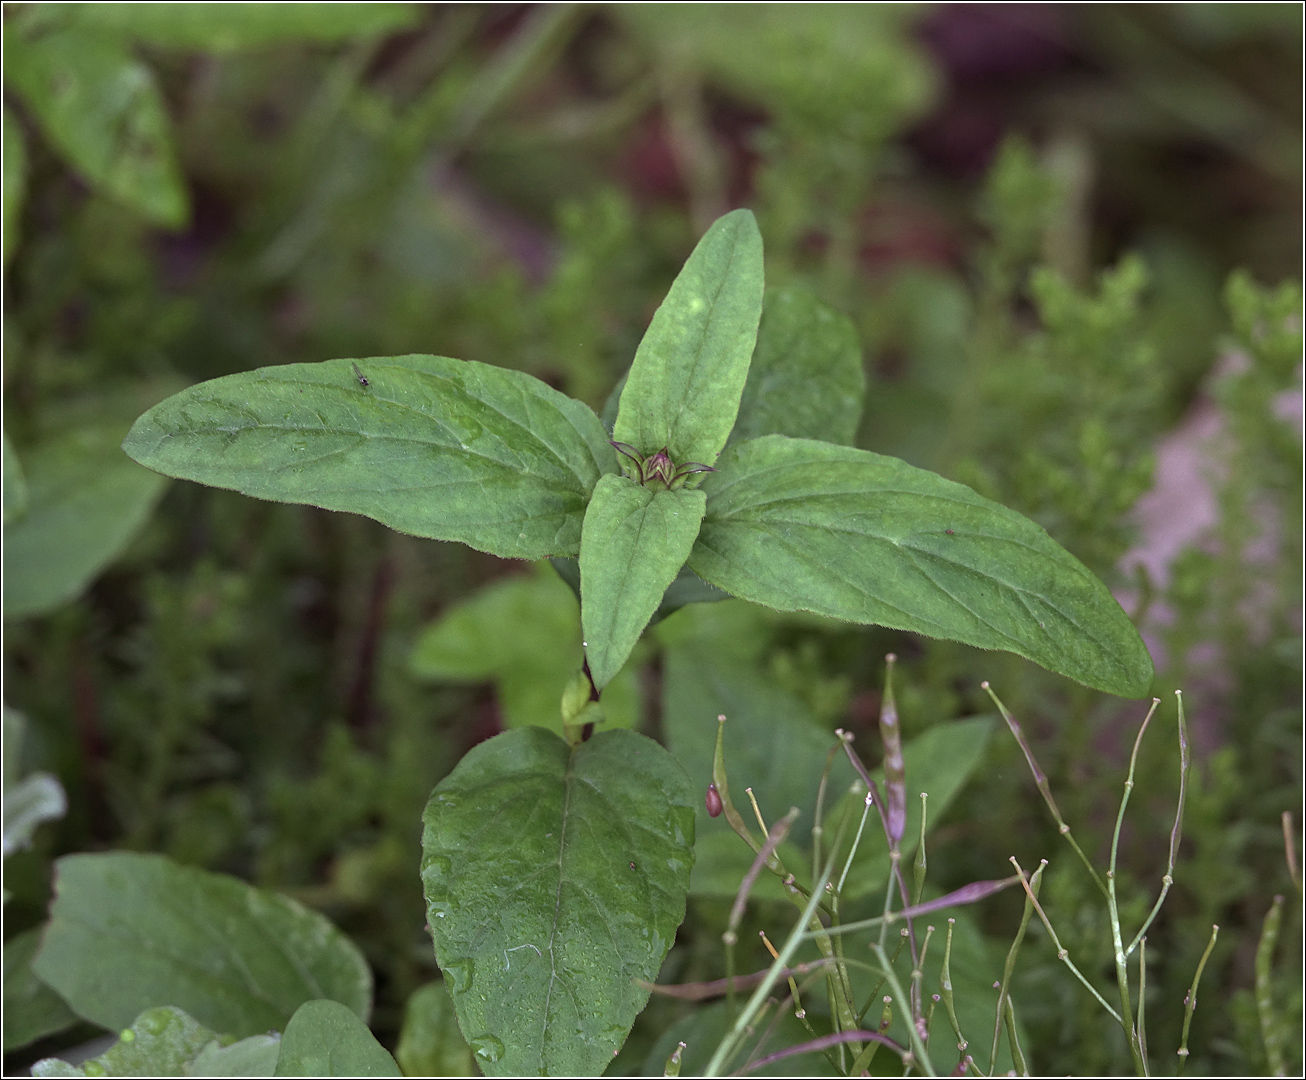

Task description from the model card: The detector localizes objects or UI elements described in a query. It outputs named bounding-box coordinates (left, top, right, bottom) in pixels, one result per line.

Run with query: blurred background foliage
left=2, top=3, right=1300, bottom=1075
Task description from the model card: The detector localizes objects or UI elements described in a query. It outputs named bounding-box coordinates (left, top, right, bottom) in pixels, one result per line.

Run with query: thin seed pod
left=990, top=861, right=1043, bottom=1074
left=1177, top=924, right=1218, bottom=1070
left=712, top=715, right=762, bottom=854
left=939, top=919, right=968, bottom=1064
left=1004, top=996, right=1028, bottom=1077
left=1283, top=811, right=1301, bottom=897
left=913, top=792, right=929, bottom=905
left=1255, top=895, right=1287, bottom=1077
left=879, top=654, right=906, bottom=844
left=663, top=1041, right=686, bottom=1077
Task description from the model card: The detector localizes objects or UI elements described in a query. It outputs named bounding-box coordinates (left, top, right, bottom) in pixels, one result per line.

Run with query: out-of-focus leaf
left=4, top=28, right=188, bottom=227
left=3, top=423, right=168, bottom=619
left=409, top=564, right=639, bottom=735
left=2, top=432, right=27, bottom=526
left=394, top=982, right=476, bottom=1078
left=122, top=356, right=614, bottom=561
left=3, top=927, right=79, bottom=1053
left=421, top=728, right=695, bottom=1076
left=613, top=209, right=764, bottom=467
left=186, top=1034, right=283, bottom=1077
left=274, top=1000, right=400, bottom=1077
left=579, top=476, right=706, bottom=688
left=731, top=286, right=865, bottom=446
left=31, top=1006, right=220, bottom=1078
left=32, top=853, right=372, bottom=1037
left=3, top=105, right=27, bottom=264
left=2, top=772, right=67, bottom=857
left=64, top=3, right=420, bottom=51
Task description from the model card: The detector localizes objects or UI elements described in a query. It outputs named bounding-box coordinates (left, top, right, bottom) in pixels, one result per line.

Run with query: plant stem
left=1177, top=924, right=1218, bottom=1070
left=990, top=861, right=1044, bottom=1074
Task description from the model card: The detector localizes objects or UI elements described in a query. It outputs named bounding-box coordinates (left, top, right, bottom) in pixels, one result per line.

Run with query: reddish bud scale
left=705, top=782, right=724, bottom=818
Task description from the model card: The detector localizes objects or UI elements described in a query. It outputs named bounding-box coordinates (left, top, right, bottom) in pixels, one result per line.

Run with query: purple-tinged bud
left=705, top=782, right=723, bottom=817
left=646, top=448, right=675, bottom=488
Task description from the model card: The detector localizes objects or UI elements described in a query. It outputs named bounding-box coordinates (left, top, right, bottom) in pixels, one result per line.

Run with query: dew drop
left=470, top=1034, right=505, bottom=1063
left=119, top=1029, right=135, bottom=1043
left=444, top=957, right=476, bottom=993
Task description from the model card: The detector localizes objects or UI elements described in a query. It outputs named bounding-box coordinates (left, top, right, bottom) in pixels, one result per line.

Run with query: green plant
left=93, top=208, right=1153, bottom=1074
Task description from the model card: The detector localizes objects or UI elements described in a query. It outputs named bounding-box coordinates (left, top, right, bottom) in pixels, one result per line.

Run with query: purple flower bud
left=705, top=782, right=723, bottom=817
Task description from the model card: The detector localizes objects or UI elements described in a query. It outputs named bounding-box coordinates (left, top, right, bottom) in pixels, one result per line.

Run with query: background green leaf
left=409, top=563, right=640, bottom=734
left=2, top=927, right=79, bottom=1053
left=395, top=982, right=476, bottom=1078
left=3, top=105, right=26, bottom=265
left=32, top=852, right=372, bottom=1037
left=691, top=436, right=1154, bottom=697
left=274, top=1000, right=400, bottom=1077
left=188, top=1034, right=283, bottom=1077
left=731, top=286, right=865, bottom=446
left=579, top=475, right=706, bottom=689
left=420, top=728, right=695, bottom=1076
left=2, top=431, right=27, bottom=525
left=32, top=1006, right=220, bottom=1079
left=122, top=356, right=615, bottom=561
left=3, top=423, right=169, bottom=620
left=4, top=28, right=188, bottom=227
left=613, top=209, right=764, bottom=466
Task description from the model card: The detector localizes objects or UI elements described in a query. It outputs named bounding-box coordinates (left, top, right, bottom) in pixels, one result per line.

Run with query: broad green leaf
left=3, top=106, right=26, bottom=264
left=731, top=286, right=865, bottom=446
left=3, top=423, right=169, bottom=619
left=579, top=474, right=706, bottom=689
left=613, top=209, right=764, bottom=466
left=409, top=564, right=639, bottom=734
left=2, top=432, right=27, bottom=525
left=33, top=852, right=372, bottom=1037
left=122, top=356, right=615, bottom=561
left=32, top=1006, right=219, bottom=1078
left=63, top=3, right=419, bottom=51
left=420, top=728, right=695, bottom=1076
left=690, top=436, right=1154, bottom=697
left=3, top=927, right=78, bottom=1052
left=4, top=28, right=188, bottom=227
left=274, top=1000, right=400, bottom=1077
left=395, top=982, right=476, bottom=1078
left=551, top=556, right=728, bottom=625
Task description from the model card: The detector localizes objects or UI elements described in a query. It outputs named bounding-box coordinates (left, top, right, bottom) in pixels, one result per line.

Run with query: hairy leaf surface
left=420, top=728, right=695, bottom=1077
left=690, top=436, right=1153, bottom=697
left=123, top=356, right=615, bottom=561
left=613, top=209, right=763, bottom=465
left=579, top=475, right=706, bottom=689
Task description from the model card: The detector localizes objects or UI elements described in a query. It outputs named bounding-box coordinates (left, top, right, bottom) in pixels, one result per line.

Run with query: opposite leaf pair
left=123, top=209, right=1153, bottom=700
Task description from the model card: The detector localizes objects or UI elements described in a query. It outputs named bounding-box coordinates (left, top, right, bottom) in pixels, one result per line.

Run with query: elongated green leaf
left=690, top=436, right=1154, bottom=697
left=395, top=982, right=476, bottom=1078
left=420, top=728, right=695, bottom=1076
left=63, top=3, right=419, bottom=51
left=579, top=475, right=706, bottom=689
left=613, top=209, right=764, bottom=465
left=3, top=423, right=169, bottom=619
left=31, top=1006, right=219, bottom=1079
left=409, top=564, right=640, bottom=734
left=275, top=1000, right=400, bottom=1077
left=3, top=927, right=78, bottom=1052
left=3, top=105, right=27, bottom=265
left=4, top=28, right=188, bottom=227
left=123, top=356, right=615, bottom=561
left=732, top=286, right=865, bottom=446
left=32, top=852, right=371, bottom=1037
left=2, top=431, right=26, bottom=525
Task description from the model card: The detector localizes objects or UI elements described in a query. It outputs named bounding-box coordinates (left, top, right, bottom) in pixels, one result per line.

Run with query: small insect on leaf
left=351, top=362, right=369, bottom=388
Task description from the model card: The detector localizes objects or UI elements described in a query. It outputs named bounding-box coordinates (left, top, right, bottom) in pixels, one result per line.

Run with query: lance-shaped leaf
left=731, top=285, right=865, bottom=446
left=613, top=209, right=764, bottom=465
left=579, top=474, right=706, bottom=689
left=122, top=355, right=615, bottom=561
left=689, top=436, right=1154, bottom=698
left=420, top=727, right=695, bottom=1077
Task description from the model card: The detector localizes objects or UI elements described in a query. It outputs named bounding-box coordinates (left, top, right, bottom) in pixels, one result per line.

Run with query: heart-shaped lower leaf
left=420, top=727, right=695, bottom=1076
left=579, top=474, right=706, bottom=689
left=690, top=436, right=1153, bottom=698
left=122, top=355, right=615, bottom=561
left=32, top=852, right=371, bottom=1037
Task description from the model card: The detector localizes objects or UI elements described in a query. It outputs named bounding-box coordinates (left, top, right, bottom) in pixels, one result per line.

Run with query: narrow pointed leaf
left=689, top=436, right=1153, bottom=697
left=122, top=356, right=615, bottom=561
left=420, top=728, right=695, bottom=1077
left=613, top=209, right=764, bottom=465
left=579, top=474, right=706, bottom=689
left=731, top=285, right=865, bottom=446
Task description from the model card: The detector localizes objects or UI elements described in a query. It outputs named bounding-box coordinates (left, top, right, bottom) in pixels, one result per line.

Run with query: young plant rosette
left=122, top=209, right=1152, bottom=1075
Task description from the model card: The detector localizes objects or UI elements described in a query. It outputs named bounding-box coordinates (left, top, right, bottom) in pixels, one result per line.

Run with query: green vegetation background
left=3, top=4, right=1300, bottom=1075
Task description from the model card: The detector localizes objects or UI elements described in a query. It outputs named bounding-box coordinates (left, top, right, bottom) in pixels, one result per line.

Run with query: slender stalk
left=1255, top=895, right=1287, bottom=1077
left=913, top=792, right=929, bottom=906
left=1108, top=699, right=1160, bottom=1075
left=1137, top=937, right=1149, bottom=1074
left=1177, top=924, right=1218, bottom=1070
left=813, top=876, right=1021, bottom=941
left=1004, top=996, right=1028, bottom=1077
left=732, top=1030, right=905, bottom=1076
left=744, top=788, right=769, bottom=836
left=938, top=919, right=968, bottom=1063
left=983, top=682, right=1109, bottom=899
left=812, top=742, right=844, bottom=889
left=1010, top=857, right=1123, bottom=1024
left=1283, top=810, right=1301, bottom=897
left=1128, top=692, right=1189, bottom=957
left=990, top=861, right=1044, bottom=1074
left=870, top=942, right=937, bottom=1077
